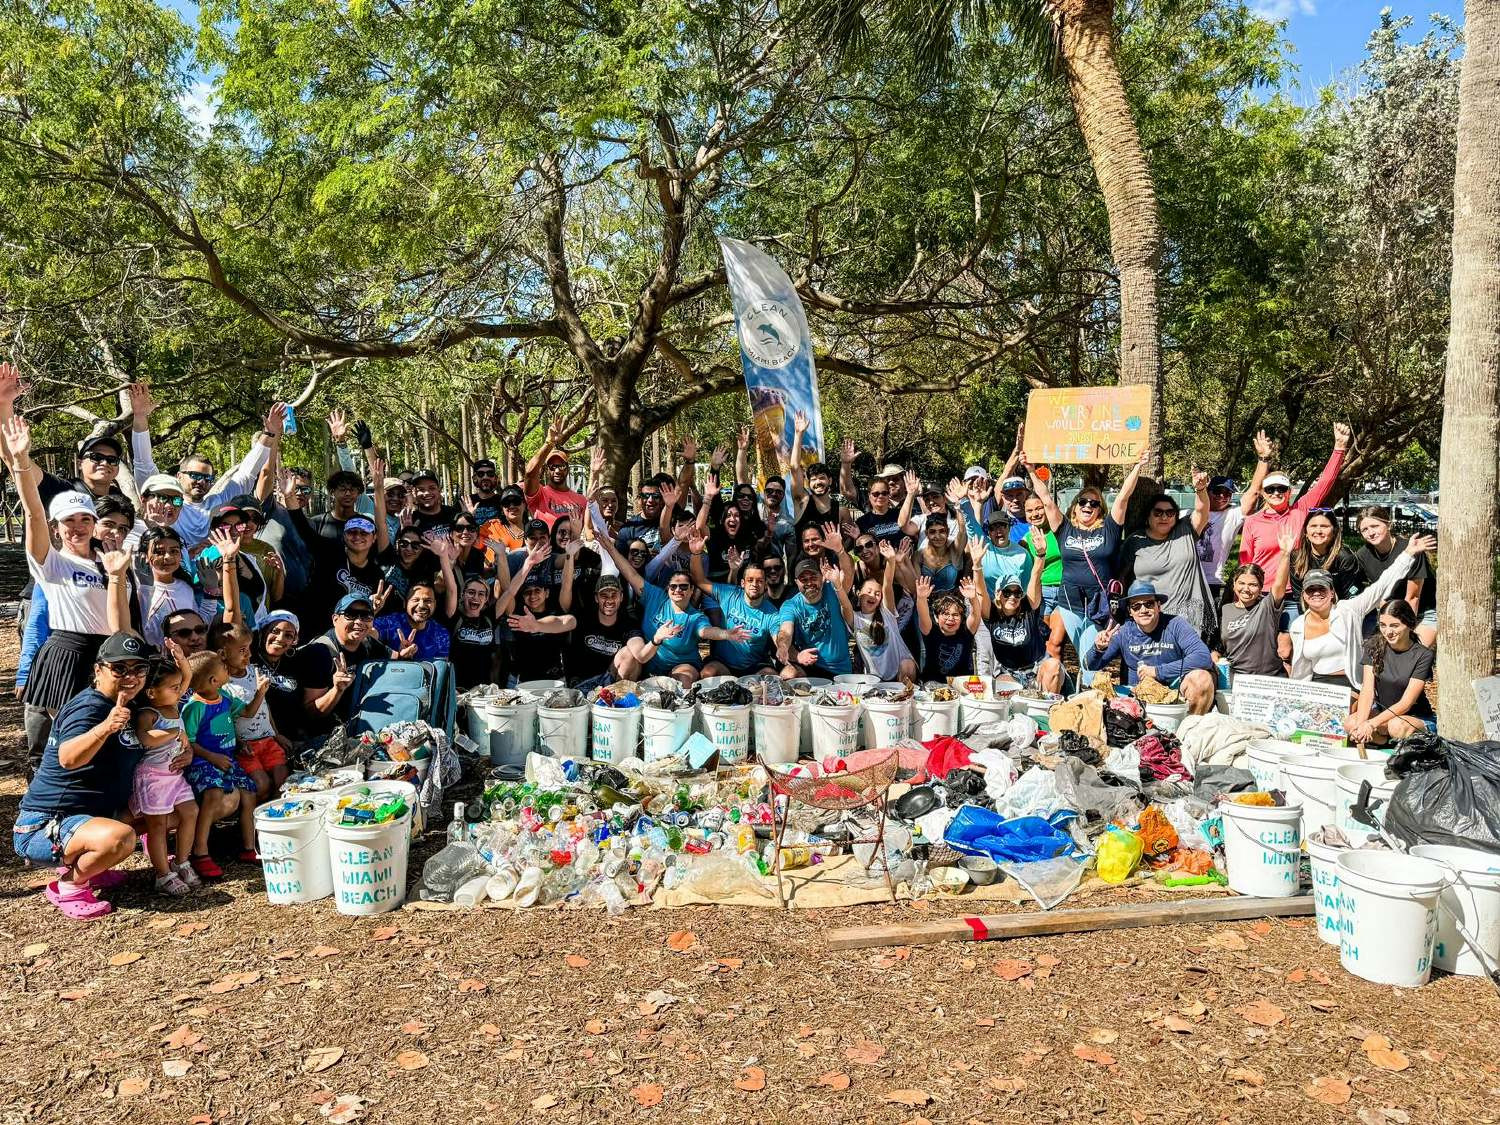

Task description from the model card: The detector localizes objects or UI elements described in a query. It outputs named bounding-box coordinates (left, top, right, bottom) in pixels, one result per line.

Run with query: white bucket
left=913, top=697, right=959, bottom=741
left=810, top=703, right=861, bottom=760
left=834, top=673, right=879, bottom=695
left=332, top=779, right=421, bottom=836
left=1221, top=801, right=1303, bottom=898
left=1306, top=834, right=1348, bottom=947
left=464, top=701, right=494, bottom=746
left=960, top=696, right=1011, bottom=730
left=517, top=678, right=564, bottom=694
left=641, top=706, right=694, bottom=763
left=861, top=697, right=910, bottom=748
left=1012, top=693, right=1054, bottom=729
left=1410, top=844, right=1500, bottom=978
left=1336, top=850, right=1447, bottom=988
left=537, top=704, right=589, bottom=760
left=255, top=795, right=334, bottom=905
left=590, top=703, right=641, bottom=763
left=1144, top=701, right=1189, bottom=733
left=485, top=699, right=537, bottom=769
left=1280, top=754, right=1342, bottom=839
left=1246, top=738, right=1301, bottom=793
left=325, top=784, right=415, bottom=916
left=1335, top=762, right=1397, bottom=842
left=700, top=703, right=752, bottom=765
left=752, top=705, right=800, bottom=766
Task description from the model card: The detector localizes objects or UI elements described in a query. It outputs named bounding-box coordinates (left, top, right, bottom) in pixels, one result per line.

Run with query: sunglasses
left=501, top=497, right=523, bottom=506
left=170, top=624, right=209, bottom=638
left=868, top=490, right=890, bottom=499
left=215, top=519, right=249, bottom=531
left=855, top=540, right=876, bottom=551
left=1150, top=508, right=1177, bottom=518
left=763, top=565, right=785, bottom=573
left=667, top=583, right=692, bottom=591
left=83, top=452, right=121, bottom=465
left=1076, top=498, right=1102, bottom=509
left=148, top=493, right=184, bottom=508
left=1304, top=586, right=1334, bottom=597
left=293, top=485, right=314, bottom=496
left=397, top=539, right=423, bottom=550
left=475, top=470, right=498, bottom=478
left=1128, top=600, right=1158, bottom=612
left=183, top=470, right=216, bottom=483
left=453, top=526, right=478, bottom=535
left=1264, top=485, right=1291, bottom=494
left=340, top=609, right=375, bottom=621
left=107, top=662, right=148, bottom=676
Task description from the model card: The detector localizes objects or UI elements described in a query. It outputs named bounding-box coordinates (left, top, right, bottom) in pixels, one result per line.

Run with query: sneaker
left=236, top=847, right=259, bottom=863
left=189, top=854, right=224, bottom=880
left=171, top=859, right=201, bottom=888
left=155, top=871, right=192, bottom=897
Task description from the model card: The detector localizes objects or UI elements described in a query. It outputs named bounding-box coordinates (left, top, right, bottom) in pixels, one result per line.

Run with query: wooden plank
left=825, top=895, right=1315, bottom=950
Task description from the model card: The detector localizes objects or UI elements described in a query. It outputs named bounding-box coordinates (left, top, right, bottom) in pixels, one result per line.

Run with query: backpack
left=345, top=657, right=457, bottom=740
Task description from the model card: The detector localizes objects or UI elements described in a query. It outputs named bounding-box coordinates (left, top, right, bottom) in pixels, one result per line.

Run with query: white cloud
left=178, top=79, right=217, bottom=133
left=1251, top=0, right=1316, bottom=20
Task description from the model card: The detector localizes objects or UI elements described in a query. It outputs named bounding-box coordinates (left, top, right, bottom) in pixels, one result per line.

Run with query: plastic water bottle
left=453, top=875, right=489, bottom=908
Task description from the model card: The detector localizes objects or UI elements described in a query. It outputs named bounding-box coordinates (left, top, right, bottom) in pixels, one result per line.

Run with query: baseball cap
left=382, top=476, right=407, bottom=491
left=1264, top=472, right=1292, bottom=490
left=226, top=494, right=263, bottom=521
left=985, top=510, right=1011, bottom=527
left=963, top=464, right=991, bottom=482
left=260, top=609, right=301, bottom=635
left=1209, top=476, right=1236, bottom=493
left=499, top=485, right=525, bottom=503
left=1301, top=569, right=1335, bottom=592
left=334, top=593, right=374, bottom=615
left=794, top=555, right=822, bottom=577
left=473, top=458, right=497, bottom=473
left=521, top=571, right=549, bottom=590
left=1000, top=475, right=1029, bottom=492
left=595, top=574, right=623, bottom=593
left=47, top=491, right=98, bottom=522
left=79, top=434, right=123, bottom=457
left=210, top=501, right=247, bottom=524
left=525, top=518, right=550, bottom=537
left=97, top=631, right=150, bottom=664
left=344, top=516, right=377, bottom=534
left=141, top=472, right=184, bottom=497
left=877, top=463, right=904, bottom=479
left=409, top=467, right=439, bottom=485
left=545, top=450, right=569, bottom=465
left=998, top=577, right=1024, bottom=593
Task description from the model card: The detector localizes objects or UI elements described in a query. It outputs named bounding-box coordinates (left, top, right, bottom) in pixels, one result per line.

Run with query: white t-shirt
left=853, top=607, right=913, bottom=681
left=26, top=549, right=111, bottom=633
left=1186, top=507, right=1246, bottom=585
left=225, top=669, right=276, bottom=741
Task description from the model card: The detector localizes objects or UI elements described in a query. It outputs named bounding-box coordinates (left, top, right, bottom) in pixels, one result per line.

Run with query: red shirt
left=1238, top=448, right=1346, bottom=571
left=526, top=482, right=589, bottom=526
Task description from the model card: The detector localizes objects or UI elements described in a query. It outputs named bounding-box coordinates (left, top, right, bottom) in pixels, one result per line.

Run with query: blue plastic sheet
left=943, top=804, right=1078, bottom=863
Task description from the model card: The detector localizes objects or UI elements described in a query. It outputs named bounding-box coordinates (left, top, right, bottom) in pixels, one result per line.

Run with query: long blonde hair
left=1068, top=488, right=1106, bottom=527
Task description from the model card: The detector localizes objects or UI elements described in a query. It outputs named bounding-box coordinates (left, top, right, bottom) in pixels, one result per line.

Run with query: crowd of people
left=1, top=364, right=1442, bottom=919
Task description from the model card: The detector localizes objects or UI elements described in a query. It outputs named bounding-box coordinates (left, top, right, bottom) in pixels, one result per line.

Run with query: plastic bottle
left=453, top=875, right=489, bottom=908
left=417, top=802, right=488, bottom=902
left=485, top=867, right=518, bottom=902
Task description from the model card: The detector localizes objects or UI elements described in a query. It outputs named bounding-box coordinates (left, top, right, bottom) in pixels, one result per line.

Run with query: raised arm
left=429, top=536, right=460, bottom=618
left=1024, top=526, right=1046, bottom=610
left=101, top=546, right=133, bottom=634
left=494, top=543, right=551, bottom=616
left=0, top=413, right=51, bottom=566
left=1241, top=430, right=1274, bottom=516
left=897, top=470, right=920, bottom=536
left=823, top=559, right=855, bottom=630
left=999, top=426, right=1023, bottom=483
left=1112, top=444, right=1151, bottom=526
left=558, top=544, right=578, bottom=613
left=127, top=382, right=161, bottom=484
left=206, top=402, right=284, bottom=505
left=959, top=575, right=984, bottom=634
left=735, top=425, right=752, bottom=487
left=1189, top=468, right=1211, bottom=536
left=914, top=575, right=934, bottom=635
left=1022, top=456, right=1063, bottom=531
left=839, top=438, right=859, bottom=506
left=786, top=412, right=810, bottom=507
left=686, top=534, right=715, bottom=597
left=878, top=541, right=900, bottom=612
left=1271, top=527, right=1296, bottom=601
left=209, top=528, right=243, bottom=628
left=367, top=449, right=390, bottom=553
left=1298, top=423, right=1351, bottom=512
left=524, top=416, right=566, bottom=495
left=821, top=521, right=854, bottom=590
left=591, top=527, right=645, bottom=596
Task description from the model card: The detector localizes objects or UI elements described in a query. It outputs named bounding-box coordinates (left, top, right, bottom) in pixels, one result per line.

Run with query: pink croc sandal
left=45, top=881, right=113, bottom=920
left=86, top=870, right=130, bottom=890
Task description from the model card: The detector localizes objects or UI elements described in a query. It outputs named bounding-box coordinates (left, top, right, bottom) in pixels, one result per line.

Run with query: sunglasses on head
left=183, top=470, right=216, bottom=483
left=83, top=452, right=121, bottom=465
left=1309, top=507, right=1335, bottom=515
left=170, top=624, right=208, bottom=638
left=148, top=493, right=184, bottom=508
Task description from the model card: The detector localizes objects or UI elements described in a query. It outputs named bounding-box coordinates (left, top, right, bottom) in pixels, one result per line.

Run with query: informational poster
left=1473, top=676, right=1500, bottom=740
left=1230, top=674, right=1352, bottom=745
left=718, top=237, right=824, bottom=475
left=1023, top=386, right=1153, bottom=464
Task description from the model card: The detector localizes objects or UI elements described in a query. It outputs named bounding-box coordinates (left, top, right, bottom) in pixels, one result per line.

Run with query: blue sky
left=1262, top=1, right=1465, bottom=97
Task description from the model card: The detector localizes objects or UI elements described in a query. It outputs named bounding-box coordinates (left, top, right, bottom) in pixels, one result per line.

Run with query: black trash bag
left=1383, top=732, right=1500, bottom=854
left=1103, top=706, right=1146, bottom=749
left=1056, top=729, right=1103, bottom=767
left=696, top=681, right=753, bottom=705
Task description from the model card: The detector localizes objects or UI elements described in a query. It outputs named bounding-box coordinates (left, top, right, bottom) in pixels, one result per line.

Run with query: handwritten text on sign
left=1023, top=386, right=1153, bottom=464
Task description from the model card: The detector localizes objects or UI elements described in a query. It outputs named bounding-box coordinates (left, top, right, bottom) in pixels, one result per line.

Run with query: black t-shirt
left=296, top=632, right=392, bottom=734
left=856, top=509, right=907, bottom=546
left=985, top=607, right=1047, bottom=672
left=411, top=505, right=459, bottom=538
left=1364, top=638, right=1435, bottom=718
left=257, top=656, right=305, bottom=741
left=454, top=548, right=495, bottom=583
left=471, top=495, right=504, bottom=525
left=1355, top=539, right=1435, bottom=616
left=920, top=622, right=976, bottom=681
left=20, top=688, right=142, bottom=818
left=306, top=511, right=351, bottom=544
left=1290, top=548, right=1364, bottom=604
left=301, top=550, right=391, bottom=633
left=383, top=555, right=441, bottom=603
left=795, top=494, right=841, bottom=531
left=566, top=607, right=632, bottom=683
left=449, top=614, right=499, bottom=691
left=511, top=630, right=567, bottom=680
left=706, top=527, right=761, bottom=582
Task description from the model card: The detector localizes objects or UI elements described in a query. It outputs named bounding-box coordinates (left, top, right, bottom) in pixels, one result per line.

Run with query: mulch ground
left=0, top=631, right=1497, bottom=1125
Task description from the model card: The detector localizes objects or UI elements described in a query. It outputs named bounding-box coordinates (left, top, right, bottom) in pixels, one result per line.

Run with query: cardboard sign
left=1473, top=676, right=1500, bottom=740
left=1023, top=386, right=1153, bottom=464
left=1230, top=674, right=1352, bottom=744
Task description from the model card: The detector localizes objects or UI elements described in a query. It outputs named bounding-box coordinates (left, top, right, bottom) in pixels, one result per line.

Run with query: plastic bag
left=1384, top=732, right=1500, bottom=853
left=1103, top=703, right=1146, bottom=748
left=991, top=764, right=1064, bottom=820
left=1052, top=756, right=1143, bottom=826
left=697, top=681, right=752, bottom=705
left=1160, top=797, right=1212, bottom=852
left=943, top=804, right=1076, bottom=862
left=1095, top=826, right=1144, bottom=883
left=999, top=856, right=1086, bottom=910
left=1136, top=805, right=1178, bottom=858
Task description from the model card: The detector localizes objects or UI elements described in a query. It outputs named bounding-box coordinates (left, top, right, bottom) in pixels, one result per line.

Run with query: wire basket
left=769, top=748, right=898, bottom=811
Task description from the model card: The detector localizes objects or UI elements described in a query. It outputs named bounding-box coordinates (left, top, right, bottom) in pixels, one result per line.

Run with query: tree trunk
left=1436, top=0, right=1500, bottom=739
left=1055, top=0, right=1164, bottom=474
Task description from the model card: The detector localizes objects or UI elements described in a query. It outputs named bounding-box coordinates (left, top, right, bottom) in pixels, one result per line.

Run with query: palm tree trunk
left=1054, top=0, right=1164, bottom=473
left=1435, top=0, right=1500, bottom=739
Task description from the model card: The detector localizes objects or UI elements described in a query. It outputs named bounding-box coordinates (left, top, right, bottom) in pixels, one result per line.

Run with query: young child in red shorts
left=217, top=623, right=290, bottom=801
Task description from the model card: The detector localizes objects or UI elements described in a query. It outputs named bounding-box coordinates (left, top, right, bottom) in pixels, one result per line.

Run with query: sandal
left=189, top=854, right=224, bottom=880
left=86, top=869, right=130, bottom=890
left=44, top=881, right=113, bottom=920
left=155, top=871, right=192, bottom=897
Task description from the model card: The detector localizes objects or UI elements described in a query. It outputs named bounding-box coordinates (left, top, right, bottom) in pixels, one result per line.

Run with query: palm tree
left=1435, top=0, right=1500, bottom=739
left=809, top=0, right=1164, bottom=462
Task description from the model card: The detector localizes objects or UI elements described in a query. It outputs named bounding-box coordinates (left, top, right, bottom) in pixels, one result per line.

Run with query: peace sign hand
left=397, top=629, right=419, bottom=659
left=332, top=654, right=354, bottom=692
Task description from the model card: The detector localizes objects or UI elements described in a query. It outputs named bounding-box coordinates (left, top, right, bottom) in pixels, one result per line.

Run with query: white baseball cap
left=141, top=472, right=185, bottom=497
left=47, top=491, right=98, bottom=522
left=1263, top=472, right=1292, bottom=490
left=963, top=465, right=991, bottom=482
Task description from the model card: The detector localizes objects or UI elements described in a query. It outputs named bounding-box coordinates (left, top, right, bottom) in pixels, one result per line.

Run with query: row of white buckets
left=1223, top=754, right=1500, bottom=987
left=464, top=691, right=967, bottom=770
left=255, top=779, right=418, bottom=916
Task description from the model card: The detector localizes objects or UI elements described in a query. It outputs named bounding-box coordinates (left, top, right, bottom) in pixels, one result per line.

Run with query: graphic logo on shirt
left=990, top=616, right=1031, bottom=648
left=801, top=602, right=831, bottom=641
left=1070, top=528, right=1106, bottom=555
left=584, top=634, right=623, bottom=656
left=117, top=726, right=140, bottom=749
left=456, top=623, right=495, bottom=645
left=337, top=570, right=373, bottom=597
left=70, top=570, right=106, bottom=590
left=737, top=300, right=800, bottom=370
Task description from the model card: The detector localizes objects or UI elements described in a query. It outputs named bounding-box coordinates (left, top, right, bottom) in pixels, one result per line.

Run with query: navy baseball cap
left=334, top=593, right=374, bottom=615
left=1209, top=476, right=1236, bottom=493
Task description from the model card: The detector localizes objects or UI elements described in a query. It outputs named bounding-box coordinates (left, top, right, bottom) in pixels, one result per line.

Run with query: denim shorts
left=12, top=812, right=92, bottom=865
left=1419, top=609, right=1437, bottom=630
left=1041, top=586, right=1060, bottom=617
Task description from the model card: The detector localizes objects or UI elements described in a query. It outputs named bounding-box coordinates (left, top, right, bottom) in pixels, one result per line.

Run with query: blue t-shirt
left=375, top=613, right=452, bottom=660
left=1058, top=516, right=1123, bottom=593
left=777, top=583, right=853, bottom=674
left=20, top=688, right=143, bottom=819
left=709, top=583, right=780, bottom=671
left=639, top=583, right=709, bottom=668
